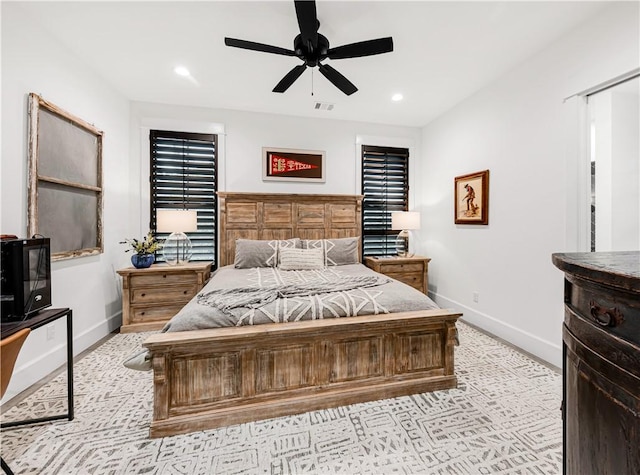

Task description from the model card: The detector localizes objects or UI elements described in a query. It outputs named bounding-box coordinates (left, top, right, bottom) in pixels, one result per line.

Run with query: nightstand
left=117, top=262, right=211, bottom=333
left=364, top=255, right=430, bottom=294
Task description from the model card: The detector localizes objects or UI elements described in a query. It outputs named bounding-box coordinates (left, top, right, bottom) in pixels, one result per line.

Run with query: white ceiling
left=18, top=1, right=608, bottom=127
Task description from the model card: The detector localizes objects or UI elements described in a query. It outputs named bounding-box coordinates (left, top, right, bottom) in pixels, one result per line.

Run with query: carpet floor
left=0, top=321, right=562, bottom=474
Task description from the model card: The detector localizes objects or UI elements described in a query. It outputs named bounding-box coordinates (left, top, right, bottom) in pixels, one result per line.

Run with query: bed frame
left=143, top=192, right=461, bottom=438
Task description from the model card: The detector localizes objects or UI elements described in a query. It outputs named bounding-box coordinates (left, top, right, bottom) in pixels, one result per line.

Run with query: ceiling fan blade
left=318, top=63, right=358, bottom=96
left=294, top=0, right=318, bottom=49
left=327, top=37, right=394, bottom=60
left=273, top=64, right=308, bottom=93
left=224, top=37, right=296, bottom=56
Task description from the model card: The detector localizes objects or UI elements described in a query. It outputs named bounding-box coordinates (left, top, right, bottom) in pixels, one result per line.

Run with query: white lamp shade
left=157, top=209, right=198, bottom=233
left=391, top=211, right=421, bottom=231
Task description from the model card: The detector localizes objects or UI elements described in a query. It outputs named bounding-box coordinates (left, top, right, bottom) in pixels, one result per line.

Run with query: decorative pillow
left=278, top=248, right=325, bottom=270
left=234, top=238, right=300, bottom=268
left=302, top=237, right=359, bottom=266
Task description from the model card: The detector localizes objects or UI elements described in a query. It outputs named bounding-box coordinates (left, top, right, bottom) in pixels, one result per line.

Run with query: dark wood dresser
left=552, top=251, right=640, bottom=475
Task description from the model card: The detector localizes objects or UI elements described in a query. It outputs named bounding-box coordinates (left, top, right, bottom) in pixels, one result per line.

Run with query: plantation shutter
left=361, top=145, right=409, bottom=257
left=150, top=130, right=217, bottom=265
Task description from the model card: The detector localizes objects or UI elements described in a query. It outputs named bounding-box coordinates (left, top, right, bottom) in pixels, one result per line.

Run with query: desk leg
left=66, top=309, right=74, bottom=421
left=1, top=309, right=74, bottom=429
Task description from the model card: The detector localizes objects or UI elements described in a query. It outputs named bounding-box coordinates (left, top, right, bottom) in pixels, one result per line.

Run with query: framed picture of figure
left=454, top=170, right=489, bottom=225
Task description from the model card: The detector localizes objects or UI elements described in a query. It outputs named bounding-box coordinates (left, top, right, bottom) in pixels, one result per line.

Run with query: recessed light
left=174, top=66, right=190, bottom=77
left=391, top=93, right=403, bottom=102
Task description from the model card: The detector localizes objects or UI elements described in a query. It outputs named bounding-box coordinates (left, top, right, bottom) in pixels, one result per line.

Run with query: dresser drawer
left=566, top=274, right=640, bottom=347
left=131, top=285, right=197, bottom=304
left=130, top=304, right=186, bottom=324
left=130, top=272, right=198, bottom=288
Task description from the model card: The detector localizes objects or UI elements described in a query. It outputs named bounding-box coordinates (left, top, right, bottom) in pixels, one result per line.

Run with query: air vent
left=314, top=102, right=334, bottom=111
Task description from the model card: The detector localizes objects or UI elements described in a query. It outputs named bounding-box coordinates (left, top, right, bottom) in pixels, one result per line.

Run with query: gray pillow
left=278, top=248, right=325, bottom=270
left=234, top=238, right=300, bottom=268
left=302, top=237, right=359, bottom=266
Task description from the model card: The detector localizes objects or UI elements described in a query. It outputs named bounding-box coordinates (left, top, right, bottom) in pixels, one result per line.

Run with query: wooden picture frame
left=28, top=93, right=104, bottom=261
left=454, top=170, right=489, bottom=225
left=262, top=147, right=325, bottom=182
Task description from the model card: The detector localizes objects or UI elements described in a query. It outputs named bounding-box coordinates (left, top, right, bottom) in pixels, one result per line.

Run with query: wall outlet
left=46, top=325, right=55, bottom=341
left=473, top=292, right=479, bottom=303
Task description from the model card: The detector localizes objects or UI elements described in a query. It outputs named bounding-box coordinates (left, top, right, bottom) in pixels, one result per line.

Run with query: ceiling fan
left=224, top=0, right=393, bottom=96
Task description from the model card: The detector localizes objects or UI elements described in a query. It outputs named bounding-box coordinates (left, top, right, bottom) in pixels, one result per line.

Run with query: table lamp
left=156, top=209, right=198, bottom=265
left=391, top=211, right=421, bottom=257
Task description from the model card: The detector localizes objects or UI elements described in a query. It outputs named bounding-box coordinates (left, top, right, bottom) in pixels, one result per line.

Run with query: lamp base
left=162, top=232, right=193, bottom=265
left=395, top=230, right=414, bottom=258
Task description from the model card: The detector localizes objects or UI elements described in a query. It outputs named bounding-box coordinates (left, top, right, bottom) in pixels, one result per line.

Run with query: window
left=150, top=130, right=217, bottom=265
left=361, top=145, right=409, bottom=257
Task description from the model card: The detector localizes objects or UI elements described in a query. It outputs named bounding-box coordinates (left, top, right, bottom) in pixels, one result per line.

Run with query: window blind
left=150, top=130, right=217, bottom=265
left=361, top=145, right=409, bottom=257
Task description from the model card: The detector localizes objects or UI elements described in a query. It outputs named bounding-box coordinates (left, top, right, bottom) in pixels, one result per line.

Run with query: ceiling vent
left=314, top=102, right=335, bottom=111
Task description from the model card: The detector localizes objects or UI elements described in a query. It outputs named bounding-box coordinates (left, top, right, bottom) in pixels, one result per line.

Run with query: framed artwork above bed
left=262, top=147, right=325, bottom=182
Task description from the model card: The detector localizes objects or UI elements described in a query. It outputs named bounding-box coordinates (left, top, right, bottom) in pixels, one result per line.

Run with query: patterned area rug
left=0, top=322, right=562, bottom=474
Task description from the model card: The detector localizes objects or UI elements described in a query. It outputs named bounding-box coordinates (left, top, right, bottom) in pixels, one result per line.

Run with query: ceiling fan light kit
left=224, top=0, right=393, bottom=96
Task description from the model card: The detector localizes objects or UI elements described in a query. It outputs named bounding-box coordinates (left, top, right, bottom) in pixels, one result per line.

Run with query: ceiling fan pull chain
left=311, top=68, right=314, bottom=96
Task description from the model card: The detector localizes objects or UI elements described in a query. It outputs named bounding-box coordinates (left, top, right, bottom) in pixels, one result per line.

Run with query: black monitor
left=1, top=237, right=52, bottom=321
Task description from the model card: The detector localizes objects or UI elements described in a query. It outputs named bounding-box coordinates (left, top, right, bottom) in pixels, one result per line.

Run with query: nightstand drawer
left=387, top=273, right=424, bottom=290
left=130, top=272, right=198, bottom=288
left=364, top=256, right=430, bottom=295
left=131, top=285, right=196, bottom=304
left=131, top=304, right=186, bottom=323
left=378, top=262, right=424, bottom=274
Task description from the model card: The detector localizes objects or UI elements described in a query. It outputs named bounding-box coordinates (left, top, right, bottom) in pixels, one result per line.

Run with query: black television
left=1, top=237, right=52, bottom=321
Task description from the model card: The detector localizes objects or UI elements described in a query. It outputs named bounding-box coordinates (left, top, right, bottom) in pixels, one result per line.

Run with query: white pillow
left=278, top=248, right=325, bottom=270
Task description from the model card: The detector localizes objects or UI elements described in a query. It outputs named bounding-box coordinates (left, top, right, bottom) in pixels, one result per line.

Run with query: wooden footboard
left=143, top=308, right=461, bottom=438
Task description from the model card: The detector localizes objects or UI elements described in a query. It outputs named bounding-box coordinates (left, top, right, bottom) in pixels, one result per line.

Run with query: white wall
left=1, top=3, right=131, bottom=401
left=417, top=2, right=639, bottom=367
left=129, top=102, right=421, bottom=238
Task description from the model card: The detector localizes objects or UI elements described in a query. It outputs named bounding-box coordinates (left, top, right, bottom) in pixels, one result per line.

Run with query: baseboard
left=432, top=293, right=562, bottom=368
left=1, top=312, right=122, bottom=404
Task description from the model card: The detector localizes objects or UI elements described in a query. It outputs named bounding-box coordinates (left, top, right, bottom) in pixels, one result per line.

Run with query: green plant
left=120, top=232, right=162, bottom=255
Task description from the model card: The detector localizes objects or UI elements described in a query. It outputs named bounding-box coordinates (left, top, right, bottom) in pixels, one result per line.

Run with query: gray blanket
left=197, top=275, right=389, bottom=313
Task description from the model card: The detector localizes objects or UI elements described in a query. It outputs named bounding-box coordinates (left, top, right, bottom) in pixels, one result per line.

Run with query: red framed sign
left=262, top=147, right=325, bottom=182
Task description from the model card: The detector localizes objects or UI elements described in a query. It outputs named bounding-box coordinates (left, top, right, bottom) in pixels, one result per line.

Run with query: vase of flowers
left=121, top=232, right=162, bottom=269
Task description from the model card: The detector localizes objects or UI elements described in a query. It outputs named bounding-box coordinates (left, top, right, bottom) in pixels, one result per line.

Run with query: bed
left=141, top=192, right=461, bottom=438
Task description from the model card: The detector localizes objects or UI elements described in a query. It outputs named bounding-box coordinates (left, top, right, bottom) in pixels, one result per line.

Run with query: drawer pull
left=183, top=290, right=187, bottom=295
left=141, top=293, right=146, bottom=297
left=163, top=274, right=167, bottom=278
left=589, top=300, right=624, bottom=327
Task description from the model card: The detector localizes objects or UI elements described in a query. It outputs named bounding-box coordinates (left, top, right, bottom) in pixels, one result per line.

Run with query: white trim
left=564, top=67, right=640, bottom=101
left=433, top=293, right=562, bottom=368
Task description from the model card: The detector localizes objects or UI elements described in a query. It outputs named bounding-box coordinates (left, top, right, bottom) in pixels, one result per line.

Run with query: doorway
left=587, top=75, right=640, bottom=251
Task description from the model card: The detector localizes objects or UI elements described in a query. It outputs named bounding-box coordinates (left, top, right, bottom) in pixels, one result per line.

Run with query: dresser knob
left=141, top=293, right=146, bottom=297
left=589, top=300, right=624, bottom=327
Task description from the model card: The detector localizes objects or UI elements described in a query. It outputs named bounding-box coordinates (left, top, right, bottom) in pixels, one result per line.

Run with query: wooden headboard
left=218, top=192, right=363, bottom=267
